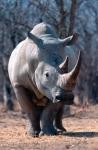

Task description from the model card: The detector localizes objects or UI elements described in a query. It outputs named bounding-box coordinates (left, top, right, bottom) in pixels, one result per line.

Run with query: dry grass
left=0, top=103, right=98, bottom=150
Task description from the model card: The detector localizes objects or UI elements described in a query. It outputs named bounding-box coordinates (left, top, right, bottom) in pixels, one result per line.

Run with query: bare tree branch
left=68, top=0, right=77, bottom=36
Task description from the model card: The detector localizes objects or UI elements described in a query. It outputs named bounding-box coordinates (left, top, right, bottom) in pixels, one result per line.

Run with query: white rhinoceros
left=8, top=22, right=81, bottom=136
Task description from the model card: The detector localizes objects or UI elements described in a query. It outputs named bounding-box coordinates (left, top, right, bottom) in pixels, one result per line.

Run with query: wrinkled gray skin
left=8, top=22, right=81, bottom=136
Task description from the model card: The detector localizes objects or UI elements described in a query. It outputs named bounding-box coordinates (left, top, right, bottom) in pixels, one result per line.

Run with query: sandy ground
left=0, top=103, right=98, bottom=150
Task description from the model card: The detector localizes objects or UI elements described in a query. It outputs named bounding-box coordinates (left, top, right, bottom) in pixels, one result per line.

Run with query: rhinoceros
left=8, top=22, right=81, bottom=136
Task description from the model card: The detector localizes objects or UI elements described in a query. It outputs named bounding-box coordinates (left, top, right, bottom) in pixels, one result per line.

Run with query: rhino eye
left=45, top=72, right=49, bottom=78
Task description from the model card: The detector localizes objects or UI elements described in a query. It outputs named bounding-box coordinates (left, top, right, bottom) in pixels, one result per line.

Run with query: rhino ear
left=27, top=32, right=43, bottom=45
left=60, top=33, right=79, bottom=46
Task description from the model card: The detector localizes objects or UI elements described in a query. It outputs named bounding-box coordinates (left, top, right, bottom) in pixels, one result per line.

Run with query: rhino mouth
left=53, top=98, right=61, bottom=103
left=53, top=89, right=74, bottom=105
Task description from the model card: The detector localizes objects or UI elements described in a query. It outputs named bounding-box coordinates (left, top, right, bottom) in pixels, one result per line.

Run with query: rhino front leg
left=54, top=105, right=66, bottom=134
left=54, top=93, right=74, bottom=134
left=40, top=103, right=58, bottom=136
left=26, top=105, right=44, bottom=137
left=14, top=86, right=41, bottom=137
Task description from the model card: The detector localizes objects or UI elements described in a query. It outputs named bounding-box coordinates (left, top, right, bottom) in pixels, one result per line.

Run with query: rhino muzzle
left=54, top=88, right=74, bottom=105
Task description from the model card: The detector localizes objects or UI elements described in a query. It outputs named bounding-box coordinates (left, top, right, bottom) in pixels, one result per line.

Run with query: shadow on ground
left=64, top=131, right=98, bottom=137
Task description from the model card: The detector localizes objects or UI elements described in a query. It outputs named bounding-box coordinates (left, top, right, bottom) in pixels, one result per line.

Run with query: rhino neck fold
left=27, top=72, right=44, bottom=100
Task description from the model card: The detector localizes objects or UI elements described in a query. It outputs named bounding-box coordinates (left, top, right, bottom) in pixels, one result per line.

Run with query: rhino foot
left=26, top=124, right=40, bottom=137
left=39, top=127, right=57, bottom=136
left=26, top=119, right=40, bottom=137
left=56, top=128, right=67, bottom=135
left=27, top=130, right=40, bottom=137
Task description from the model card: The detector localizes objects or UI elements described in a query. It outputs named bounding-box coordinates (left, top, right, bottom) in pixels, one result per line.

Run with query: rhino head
left=27, top=23, right=81, bottom=103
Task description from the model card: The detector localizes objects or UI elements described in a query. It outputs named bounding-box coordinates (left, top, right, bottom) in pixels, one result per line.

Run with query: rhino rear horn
left=27, top=32, right=43, bottom=45
left=59, top=56, right=68, bottom=74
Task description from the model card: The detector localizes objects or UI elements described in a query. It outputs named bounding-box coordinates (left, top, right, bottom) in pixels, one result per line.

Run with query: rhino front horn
left=62, top=50, right=82, bottom=89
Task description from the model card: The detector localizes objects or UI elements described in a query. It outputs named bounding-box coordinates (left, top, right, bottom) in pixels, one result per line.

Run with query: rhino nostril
left=72, top=95, right=74, bottom=100
left=55, top=95, right=61, bottom=100
left=53, top=95, right=61, bottom=103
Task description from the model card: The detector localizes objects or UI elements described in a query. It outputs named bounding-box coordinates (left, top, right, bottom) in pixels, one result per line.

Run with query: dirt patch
left=0, top=103, right=98, bottom=150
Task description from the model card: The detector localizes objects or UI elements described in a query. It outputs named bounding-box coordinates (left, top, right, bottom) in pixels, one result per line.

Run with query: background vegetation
left=0, top=0, right=98, bottom=109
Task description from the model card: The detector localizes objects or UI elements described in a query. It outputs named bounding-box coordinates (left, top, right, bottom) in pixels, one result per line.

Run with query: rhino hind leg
left=14, top=86, right=41, bottom=137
